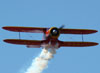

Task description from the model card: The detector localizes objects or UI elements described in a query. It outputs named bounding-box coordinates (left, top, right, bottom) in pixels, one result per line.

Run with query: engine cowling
left=46, top=27, right=60, bottom=38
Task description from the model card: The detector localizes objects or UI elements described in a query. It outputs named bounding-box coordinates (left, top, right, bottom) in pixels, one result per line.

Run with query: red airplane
left=2, top=26, right=98, bottom=49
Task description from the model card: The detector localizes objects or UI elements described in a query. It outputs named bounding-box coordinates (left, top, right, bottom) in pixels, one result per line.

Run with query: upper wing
left=59, top=41, right=98, bottom=47
left=2, top=26, right=47, bottom=33
left=59, top=29, right=98, bottom=34
left=3, top=26, right=98, bottom=34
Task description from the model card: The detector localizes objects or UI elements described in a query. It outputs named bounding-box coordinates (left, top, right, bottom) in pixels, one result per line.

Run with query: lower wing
left=3, top=39, right=98, bottom=48
left=4, top=39, right=44, bottom=48
left=59, top=41, right=98, bottom=47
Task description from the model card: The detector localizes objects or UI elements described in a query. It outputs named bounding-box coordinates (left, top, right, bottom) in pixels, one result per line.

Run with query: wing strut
left=19, top=32, right=21, bottom=39
left=82, top=33, right=84, bottom=42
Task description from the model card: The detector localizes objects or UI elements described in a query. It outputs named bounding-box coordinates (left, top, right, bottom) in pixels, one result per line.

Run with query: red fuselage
left=42, top=27, right=60, bottom=48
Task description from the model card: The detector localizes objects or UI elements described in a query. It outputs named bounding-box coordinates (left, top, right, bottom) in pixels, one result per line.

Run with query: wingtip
left=2, top=26, right=8, bottom=30
left=3, top=39, right=9, bottom=43
left=3, top=39, right=17, bottom=44
left=87, top=42, right=99, bottom=46
left=94, top=30, right=98, bottom=33
left=2, top=26, right=5, bottom=29
left=87, top=29, right=98, bottom=34
left=95, top=42, right=99, bottom=46
left=3, top=39, right=14, bottom=43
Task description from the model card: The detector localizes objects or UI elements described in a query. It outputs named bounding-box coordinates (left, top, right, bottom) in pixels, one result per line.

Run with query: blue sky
left=0, top=0, right=100, bottom=73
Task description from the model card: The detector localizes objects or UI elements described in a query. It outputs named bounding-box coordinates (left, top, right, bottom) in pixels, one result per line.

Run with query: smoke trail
left=25, top=48, right=56, bottom=73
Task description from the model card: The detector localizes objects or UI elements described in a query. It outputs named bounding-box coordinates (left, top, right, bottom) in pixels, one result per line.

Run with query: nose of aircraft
left=53, top=29, right=57, bottom=34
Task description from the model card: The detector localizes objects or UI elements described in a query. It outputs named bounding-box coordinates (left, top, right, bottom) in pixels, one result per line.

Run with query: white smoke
left=25, top=48, right=56, bottom=73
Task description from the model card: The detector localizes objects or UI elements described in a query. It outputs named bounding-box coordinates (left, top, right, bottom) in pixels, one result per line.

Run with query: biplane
left=2, top=25, right=98, bottom=49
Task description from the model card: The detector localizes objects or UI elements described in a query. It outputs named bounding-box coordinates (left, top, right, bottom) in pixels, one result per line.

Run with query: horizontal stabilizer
left=59, top=41, right=98, bottom=47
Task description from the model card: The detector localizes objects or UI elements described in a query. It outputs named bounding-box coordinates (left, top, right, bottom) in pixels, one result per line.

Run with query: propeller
left=59, top=25, right=65, bottom=29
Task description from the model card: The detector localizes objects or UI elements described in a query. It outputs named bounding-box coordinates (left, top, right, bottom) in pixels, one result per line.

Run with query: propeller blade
left=59, top=25, right=65, bottom=29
